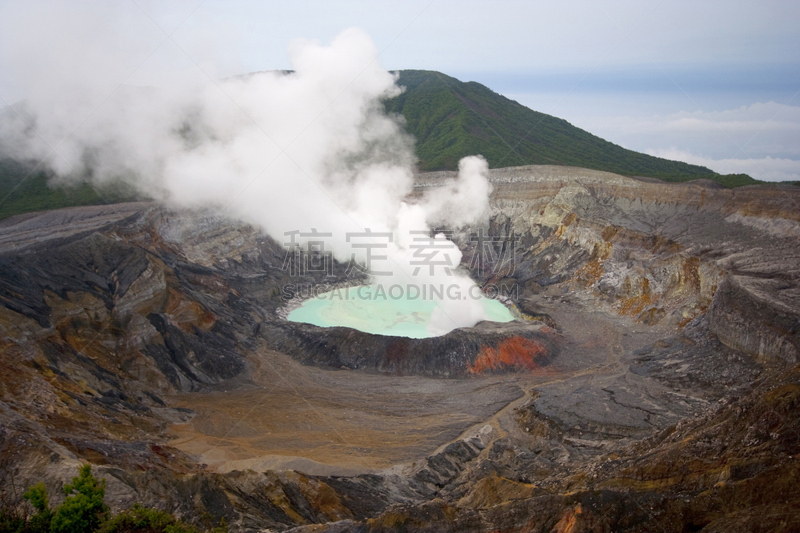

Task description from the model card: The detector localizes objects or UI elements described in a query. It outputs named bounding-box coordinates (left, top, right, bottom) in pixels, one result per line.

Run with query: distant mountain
left=0, top=70, right=762, bottom=220
left=387, top=70, right=759, bottom=186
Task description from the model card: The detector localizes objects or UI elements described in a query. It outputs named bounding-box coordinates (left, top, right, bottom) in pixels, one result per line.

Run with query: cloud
left=515, top=96, right=800, bottom=181
left=657, top=101, right=800, bottom=134
left=646, top=148, right=800, bottom=182
left=582, top=101, right=800, bottom=159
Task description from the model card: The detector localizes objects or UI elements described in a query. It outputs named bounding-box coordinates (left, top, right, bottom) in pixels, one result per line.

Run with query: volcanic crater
left=2, top=165, right=800, bottom=532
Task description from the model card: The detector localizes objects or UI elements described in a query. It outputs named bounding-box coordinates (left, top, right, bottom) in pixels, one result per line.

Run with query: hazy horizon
left=1, top=0, right=797, bottom=181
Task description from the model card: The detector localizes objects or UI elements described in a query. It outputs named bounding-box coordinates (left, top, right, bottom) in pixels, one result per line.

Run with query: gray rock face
left=708, top=277, right=799, bottom=364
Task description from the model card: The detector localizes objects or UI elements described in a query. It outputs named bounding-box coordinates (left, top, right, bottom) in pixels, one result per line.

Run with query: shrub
left=0, top=482, right=53, bottom=533
left=22, top=484, right=48, bottom=515
left=22, top=483, right=52, bottom=533
left=50, top=465, right=108, bottom=533
left=0, top=509, right=26, bottom=533
left=98, top=504, right=198, bottom=533
left=8, top=466, right=222, bottom=533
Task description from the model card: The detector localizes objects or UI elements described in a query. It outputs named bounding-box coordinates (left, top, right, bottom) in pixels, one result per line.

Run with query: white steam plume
left=0, top=4, right=495, bottom=336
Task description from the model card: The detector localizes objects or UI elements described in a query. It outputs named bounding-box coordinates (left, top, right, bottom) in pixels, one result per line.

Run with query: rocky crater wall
left=427, top=165, right=800, bottom=364
left=2, top=166, right=800, bottom=532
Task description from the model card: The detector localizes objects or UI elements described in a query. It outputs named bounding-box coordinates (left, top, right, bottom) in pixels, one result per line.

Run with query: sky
left=1, top=0, right=798, bottom=181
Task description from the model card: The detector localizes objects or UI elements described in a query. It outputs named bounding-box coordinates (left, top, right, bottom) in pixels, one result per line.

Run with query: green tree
left=23, top=483, right=49, bottom=514
left=50, top=465, right=108, bottom=533
left=22, top=482, right=53, bottom=533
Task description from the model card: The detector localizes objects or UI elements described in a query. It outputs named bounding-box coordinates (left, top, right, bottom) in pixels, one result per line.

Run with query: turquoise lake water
left=286, top=285, right=514, bottom=338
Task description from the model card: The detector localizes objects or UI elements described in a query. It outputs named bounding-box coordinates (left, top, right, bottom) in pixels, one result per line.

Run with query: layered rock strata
left=0, top=166, right=799, bottom=532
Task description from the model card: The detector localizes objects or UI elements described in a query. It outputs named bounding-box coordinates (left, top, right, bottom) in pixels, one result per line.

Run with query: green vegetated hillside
left=0, top=159, right=102, bottom=220
left=0, top=70, right=763, bottom=219
left=385, top=70, right=760, bottom=185
left=0, top=159, right=141, bottom=220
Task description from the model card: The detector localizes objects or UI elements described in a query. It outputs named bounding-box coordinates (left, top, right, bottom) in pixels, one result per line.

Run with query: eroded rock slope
left=1, top=166, right=799, bottom=532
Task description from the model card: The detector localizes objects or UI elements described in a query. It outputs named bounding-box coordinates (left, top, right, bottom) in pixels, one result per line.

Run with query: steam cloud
left=0, top=4, right=495, bottom=336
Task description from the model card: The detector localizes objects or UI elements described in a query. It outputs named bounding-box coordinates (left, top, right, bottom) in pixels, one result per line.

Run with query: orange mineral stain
left=469, top=336, right=548, bottom=374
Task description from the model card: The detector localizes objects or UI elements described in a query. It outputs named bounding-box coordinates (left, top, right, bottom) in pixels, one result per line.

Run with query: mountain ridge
left=386, top=70, right=754, bottom=184
left=0, top=69, right=762, bottom=220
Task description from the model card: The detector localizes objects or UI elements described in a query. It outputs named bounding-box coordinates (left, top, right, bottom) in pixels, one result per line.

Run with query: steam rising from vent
left=0, top=5, right=496, bottom=335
